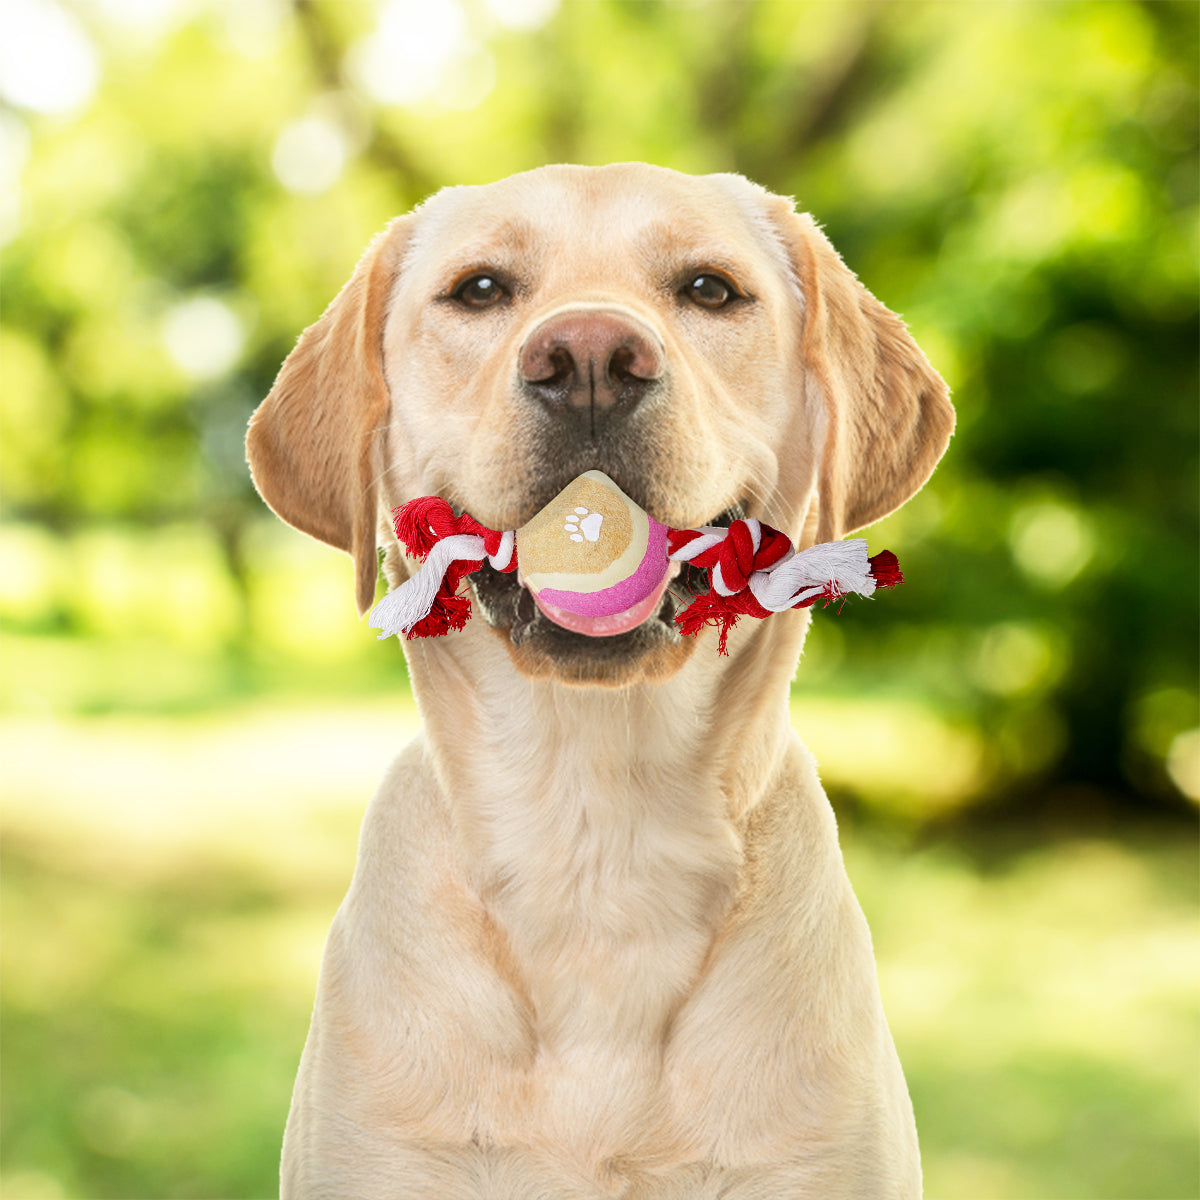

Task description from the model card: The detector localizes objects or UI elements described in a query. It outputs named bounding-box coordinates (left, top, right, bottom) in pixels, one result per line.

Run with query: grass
left=848, top=830, right=1199, bottom=1198
left=1, top=704, right=1196, bottom=1200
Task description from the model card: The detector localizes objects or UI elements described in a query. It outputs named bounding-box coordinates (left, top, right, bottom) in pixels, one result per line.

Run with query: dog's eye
left=452, top=275, right=507, bottom=309
left=684, top=274, right=736, bottom=310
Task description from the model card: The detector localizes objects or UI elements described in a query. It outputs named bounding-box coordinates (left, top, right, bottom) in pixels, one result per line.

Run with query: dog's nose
left=519, top=308, right=664, bottom=420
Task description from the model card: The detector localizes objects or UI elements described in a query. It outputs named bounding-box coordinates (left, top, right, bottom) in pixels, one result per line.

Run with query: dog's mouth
left=468, top=501, right=744, bottom=666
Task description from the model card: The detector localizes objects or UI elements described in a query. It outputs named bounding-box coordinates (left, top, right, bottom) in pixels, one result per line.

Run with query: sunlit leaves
left=0, top=0, right=1195, bottom=816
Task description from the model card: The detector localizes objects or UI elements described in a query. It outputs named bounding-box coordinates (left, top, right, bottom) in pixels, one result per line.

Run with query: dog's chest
left=467, top=792, right=739, bottom=1177
left=440, top=687, right=740, bottom=1135
left=479, top=766, right=741, bottom=1047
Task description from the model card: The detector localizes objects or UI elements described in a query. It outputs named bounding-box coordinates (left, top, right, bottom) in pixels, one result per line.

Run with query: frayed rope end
left=868, top=549, right=902, bottom=589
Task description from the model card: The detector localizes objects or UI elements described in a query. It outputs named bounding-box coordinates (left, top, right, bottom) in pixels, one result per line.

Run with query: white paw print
left=564, top=506, right=604, bottom=543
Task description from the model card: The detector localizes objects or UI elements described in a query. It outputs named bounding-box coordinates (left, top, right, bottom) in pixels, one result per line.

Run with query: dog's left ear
left=769, top=201, right=954, bottom=544
left=247, top=216, right=413, bottom=615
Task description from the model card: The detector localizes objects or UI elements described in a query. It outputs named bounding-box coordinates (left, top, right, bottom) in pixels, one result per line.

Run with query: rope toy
left=370, top=471, right=902, bottom=654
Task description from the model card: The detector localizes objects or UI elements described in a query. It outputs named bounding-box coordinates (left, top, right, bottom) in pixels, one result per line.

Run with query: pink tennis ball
left=516, top=472, right=672, bottom=635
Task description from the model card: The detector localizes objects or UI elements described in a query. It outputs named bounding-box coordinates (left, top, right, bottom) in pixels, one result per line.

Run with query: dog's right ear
left=246, top=216, right=413, bottom=616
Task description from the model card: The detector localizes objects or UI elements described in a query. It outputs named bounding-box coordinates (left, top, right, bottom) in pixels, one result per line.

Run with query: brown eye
left=452, top=275, right=506, bottom=309
left=685, top=273, right=735, bottom=309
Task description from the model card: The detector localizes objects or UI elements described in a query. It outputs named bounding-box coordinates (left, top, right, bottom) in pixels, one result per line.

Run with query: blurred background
left=1, top=1, right=1196, bottom=1197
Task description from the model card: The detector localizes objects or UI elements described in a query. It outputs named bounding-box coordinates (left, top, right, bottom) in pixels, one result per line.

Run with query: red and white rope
left=668, top=526, right=879, bottom=610
left=369, top=497, right=901, bottom=647
left=369, top=498, right=518, bottom=640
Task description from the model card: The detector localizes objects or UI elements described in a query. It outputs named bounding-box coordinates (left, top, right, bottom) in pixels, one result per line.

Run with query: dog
left=246, top=162, right=953, bottom=1199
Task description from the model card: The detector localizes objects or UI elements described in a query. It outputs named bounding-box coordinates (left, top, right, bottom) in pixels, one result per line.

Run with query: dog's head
left=247, top=163, right=952, bottom=686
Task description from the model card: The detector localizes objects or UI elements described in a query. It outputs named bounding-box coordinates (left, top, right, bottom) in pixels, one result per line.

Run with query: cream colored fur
left=247, top=163, right=953, bottom=1199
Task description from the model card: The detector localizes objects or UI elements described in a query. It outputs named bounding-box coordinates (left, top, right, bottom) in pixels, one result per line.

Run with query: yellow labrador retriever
left=247, top=163, right=952, bottom=1199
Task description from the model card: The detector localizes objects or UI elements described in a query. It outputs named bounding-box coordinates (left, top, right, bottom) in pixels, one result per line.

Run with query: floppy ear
left=246, top=216, right=412, bottom=615
left=777, top=206, right=954, bottom=543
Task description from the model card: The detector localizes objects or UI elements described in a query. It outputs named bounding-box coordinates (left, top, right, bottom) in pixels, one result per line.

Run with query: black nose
left=519, top=309, right=664, bottom=423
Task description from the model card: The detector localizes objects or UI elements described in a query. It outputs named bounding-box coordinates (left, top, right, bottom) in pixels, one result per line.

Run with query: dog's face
left=248, top=164, right=952, bottom=685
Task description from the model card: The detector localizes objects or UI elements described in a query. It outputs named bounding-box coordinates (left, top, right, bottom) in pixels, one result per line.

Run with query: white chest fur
left=458, top=677, right=743, bottom=1055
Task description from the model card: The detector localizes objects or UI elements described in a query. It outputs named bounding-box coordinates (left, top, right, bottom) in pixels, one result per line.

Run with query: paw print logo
left=564, top=506, right=604, bottom=543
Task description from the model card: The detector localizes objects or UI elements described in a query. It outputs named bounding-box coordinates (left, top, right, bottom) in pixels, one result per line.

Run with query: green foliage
left=3, top=0, right=1196, bottom=820
left=1, top=842, right=311, bottom=1199
left=848, top=828, right=1200, bottom=1199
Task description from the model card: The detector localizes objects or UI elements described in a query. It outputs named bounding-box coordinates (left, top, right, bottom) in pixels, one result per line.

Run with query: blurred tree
left=0, top=0, right=1196, bottom=822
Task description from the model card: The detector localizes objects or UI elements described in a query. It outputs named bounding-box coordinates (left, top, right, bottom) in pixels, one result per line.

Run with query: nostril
left=608, top=345, right=638, bottom=384
left=544, top=346, right=575, bottom=386
left=521, top=337, right=577, bottom=386
left=608, top=338, right=662, bottom=385
left=522, top=347, right=576, bottom=412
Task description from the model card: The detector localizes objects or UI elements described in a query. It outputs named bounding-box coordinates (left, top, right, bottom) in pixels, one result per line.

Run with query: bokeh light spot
left=483, top=0, right=559, bottom=31
left=85, top=0, right=195, bottom=34
left=221, top=0, right=287, bottom=58
left=1129, top=686, right=1199, bottom=758
left=0, top=0, right=99, bottom=116
left=0, top=524, right=62, bottom=624
left=1166, top=729, right=1199, bottom=803
left=1009, top=499, right=1095, bottom=589
left=77, top=1085, right=150, bottom=1157
left=162, top=295, right=245, bottom=380
left=347, top=0, right=470, bottom=106
left=435, top=45, right=497, bottom=111
left=271, top=114, right=348, bottom=195
left=972, top=622, right=1066, bottom=697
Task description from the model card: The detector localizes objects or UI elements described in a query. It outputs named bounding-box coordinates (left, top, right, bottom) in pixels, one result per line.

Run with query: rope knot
left=712, top=519, right=793, bottom=595
left=373, top=498, right=517, bottom=640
